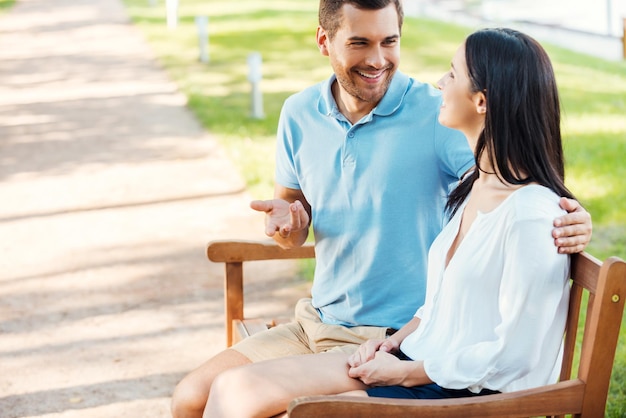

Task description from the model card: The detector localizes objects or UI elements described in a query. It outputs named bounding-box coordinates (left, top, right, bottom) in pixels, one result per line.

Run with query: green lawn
left=122, top=0, right=626, bottom=415
left=0, top=0, right=15, bottom=12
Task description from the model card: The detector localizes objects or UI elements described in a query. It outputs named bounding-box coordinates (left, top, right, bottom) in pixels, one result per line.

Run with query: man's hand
left=250, top=199, right=310, bottom=239
left=553, top=197, right=592, bottom=254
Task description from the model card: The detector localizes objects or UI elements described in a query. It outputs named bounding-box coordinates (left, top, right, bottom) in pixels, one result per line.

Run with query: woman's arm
left=421, top=216, right=570, bottom=392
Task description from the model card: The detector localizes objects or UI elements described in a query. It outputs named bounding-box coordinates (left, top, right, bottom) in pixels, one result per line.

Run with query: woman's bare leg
left=339, top=389, right=369, bottom=397
left=171, top=349, right=251, bottom=418
left=204, top=352, right=369, bottom=418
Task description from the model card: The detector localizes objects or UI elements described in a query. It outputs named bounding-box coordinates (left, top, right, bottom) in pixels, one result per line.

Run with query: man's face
left=318, top=3, right=401, bottom=107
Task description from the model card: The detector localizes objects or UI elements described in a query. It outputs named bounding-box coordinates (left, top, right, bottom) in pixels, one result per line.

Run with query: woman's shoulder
left=508, top=185, right=566, bottom=220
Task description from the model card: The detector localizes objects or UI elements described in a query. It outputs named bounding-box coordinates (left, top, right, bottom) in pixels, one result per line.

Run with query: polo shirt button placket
left=343, top=130, right=357, bottom=167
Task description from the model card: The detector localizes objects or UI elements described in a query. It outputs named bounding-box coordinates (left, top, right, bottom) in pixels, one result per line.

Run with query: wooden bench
left=207, top=240, right=314, bottom=347
left=207, top=239, right=626, bottom=417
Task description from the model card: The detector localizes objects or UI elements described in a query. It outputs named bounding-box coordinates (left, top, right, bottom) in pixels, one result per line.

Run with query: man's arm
left=554, top=197, right=593, bottom=254
left=249, top=184, right=311, bottom=249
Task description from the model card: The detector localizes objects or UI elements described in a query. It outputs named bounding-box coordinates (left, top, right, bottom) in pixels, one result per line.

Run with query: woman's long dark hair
left=446, top=28, right=575, bottom=217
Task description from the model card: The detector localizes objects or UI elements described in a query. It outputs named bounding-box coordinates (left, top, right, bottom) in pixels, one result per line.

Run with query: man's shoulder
left=402, top=74, right=444, bottom=105
left=372, top=72, right=443, bottom=119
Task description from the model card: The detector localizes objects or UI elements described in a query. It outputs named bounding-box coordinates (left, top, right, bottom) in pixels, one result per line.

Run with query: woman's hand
left=348, top=338, right=399, bottom=368
left=348, top=350, right=409, bottom=386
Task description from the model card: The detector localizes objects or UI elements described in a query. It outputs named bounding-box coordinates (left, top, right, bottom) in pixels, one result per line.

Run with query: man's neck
left=331, top=81, right=376, bottom=125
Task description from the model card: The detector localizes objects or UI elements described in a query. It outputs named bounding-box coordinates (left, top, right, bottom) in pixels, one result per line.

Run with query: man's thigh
left=231, top=318, right=311, bottom=362
left=232, top=298, right=390, bottom=361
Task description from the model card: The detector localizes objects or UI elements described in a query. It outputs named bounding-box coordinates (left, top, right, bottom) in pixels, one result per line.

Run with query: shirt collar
left=317, top=71, right=410, bottom=119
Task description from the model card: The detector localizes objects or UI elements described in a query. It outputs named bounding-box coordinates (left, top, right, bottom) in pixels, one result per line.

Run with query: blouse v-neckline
left=443, top=184, right=539, bottom=271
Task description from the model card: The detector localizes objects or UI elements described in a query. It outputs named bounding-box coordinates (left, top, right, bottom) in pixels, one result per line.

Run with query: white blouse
left=400, top=185, right=570, bottom=393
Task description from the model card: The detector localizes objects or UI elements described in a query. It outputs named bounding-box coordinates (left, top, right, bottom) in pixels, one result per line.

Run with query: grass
left=122, top=0, right=626, bottom=415
left=0, top=0, right=15, bottom=12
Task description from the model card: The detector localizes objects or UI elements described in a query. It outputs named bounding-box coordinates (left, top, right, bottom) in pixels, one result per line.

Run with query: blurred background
left=406, top=0, right=626, bottom=61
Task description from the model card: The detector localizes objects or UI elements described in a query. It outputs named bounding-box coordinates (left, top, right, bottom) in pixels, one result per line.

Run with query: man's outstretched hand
left=250, top=199, right=310, bottom=244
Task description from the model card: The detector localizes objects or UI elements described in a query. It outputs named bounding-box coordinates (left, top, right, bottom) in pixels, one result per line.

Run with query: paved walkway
left=0, top=0, right=307, bottom=417
left=404, top=0, right=625, bottom=61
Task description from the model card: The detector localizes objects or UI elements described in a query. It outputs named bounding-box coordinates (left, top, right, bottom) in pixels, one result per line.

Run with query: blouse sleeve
left=423, top=215, right=570, bottom=392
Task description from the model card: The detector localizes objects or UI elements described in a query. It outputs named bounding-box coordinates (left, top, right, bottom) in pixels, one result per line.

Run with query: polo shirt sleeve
left=274, top=99, right=301, bottom=190
left=434, top=121, right=474, bottom=181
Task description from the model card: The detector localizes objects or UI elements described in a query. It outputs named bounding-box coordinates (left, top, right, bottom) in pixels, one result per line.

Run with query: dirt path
left=0, top=0, right=307, bottom=416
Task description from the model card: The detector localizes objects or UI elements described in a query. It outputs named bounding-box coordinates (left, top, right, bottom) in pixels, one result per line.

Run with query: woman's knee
left=211, top=367, right=257, bottom=400
left=205, top=368, right=261, bottom=417
left=171, top=350, right=253, bottom=417
left=171, top=373, right=208, bottom=418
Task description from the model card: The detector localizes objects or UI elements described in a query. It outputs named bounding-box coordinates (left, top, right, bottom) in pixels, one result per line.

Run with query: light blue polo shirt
left=275, top=71, right=474, bottom=329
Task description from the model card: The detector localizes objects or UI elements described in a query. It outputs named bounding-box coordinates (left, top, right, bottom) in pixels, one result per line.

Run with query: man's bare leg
left=204, top=352, right=368, bottom=418
left=171, top=349, right=251, bottom=418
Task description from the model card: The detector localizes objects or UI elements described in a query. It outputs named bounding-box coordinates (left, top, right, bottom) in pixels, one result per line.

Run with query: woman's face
left=436, top=43, right=485, bottom=140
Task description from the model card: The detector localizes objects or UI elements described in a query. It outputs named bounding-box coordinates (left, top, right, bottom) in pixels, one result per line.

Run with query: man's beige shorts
left=232, top=298, right=390, bottom=362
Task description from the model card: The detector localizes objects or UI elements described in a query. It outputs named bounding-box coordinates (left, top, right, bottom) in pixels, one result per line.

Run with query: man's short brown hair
left=318, top=0, right=404, bottom=40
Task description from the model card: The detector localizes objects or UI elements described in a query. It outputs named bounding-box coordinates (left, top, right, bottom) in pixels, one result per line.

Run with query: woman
left=203, top=27, right=574, bottom=417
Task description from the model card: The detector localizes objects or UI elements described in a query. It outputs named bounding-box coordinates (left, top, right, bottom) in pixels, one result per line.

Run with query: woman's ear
left=316, top=26, right=330, bottom=56
left=474, top=91, right=487, bottom=115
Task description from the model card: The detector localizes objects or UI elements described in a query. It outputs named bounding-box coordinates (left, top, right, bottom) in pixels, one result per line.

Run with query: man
left=171, top=1, right=592, bottom=417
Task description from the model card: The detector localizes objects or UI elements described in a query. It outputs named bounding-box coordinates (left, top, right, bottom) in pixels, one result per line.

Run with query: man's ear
left=474, top=91, right=487, bottom=114
left=316, top=26, right=330, bottom=56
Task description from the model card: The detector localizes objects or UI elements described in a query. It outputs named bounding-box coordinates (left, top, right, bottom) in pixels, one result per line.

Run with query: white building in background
left=403, top=0, right=626, bottom=61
